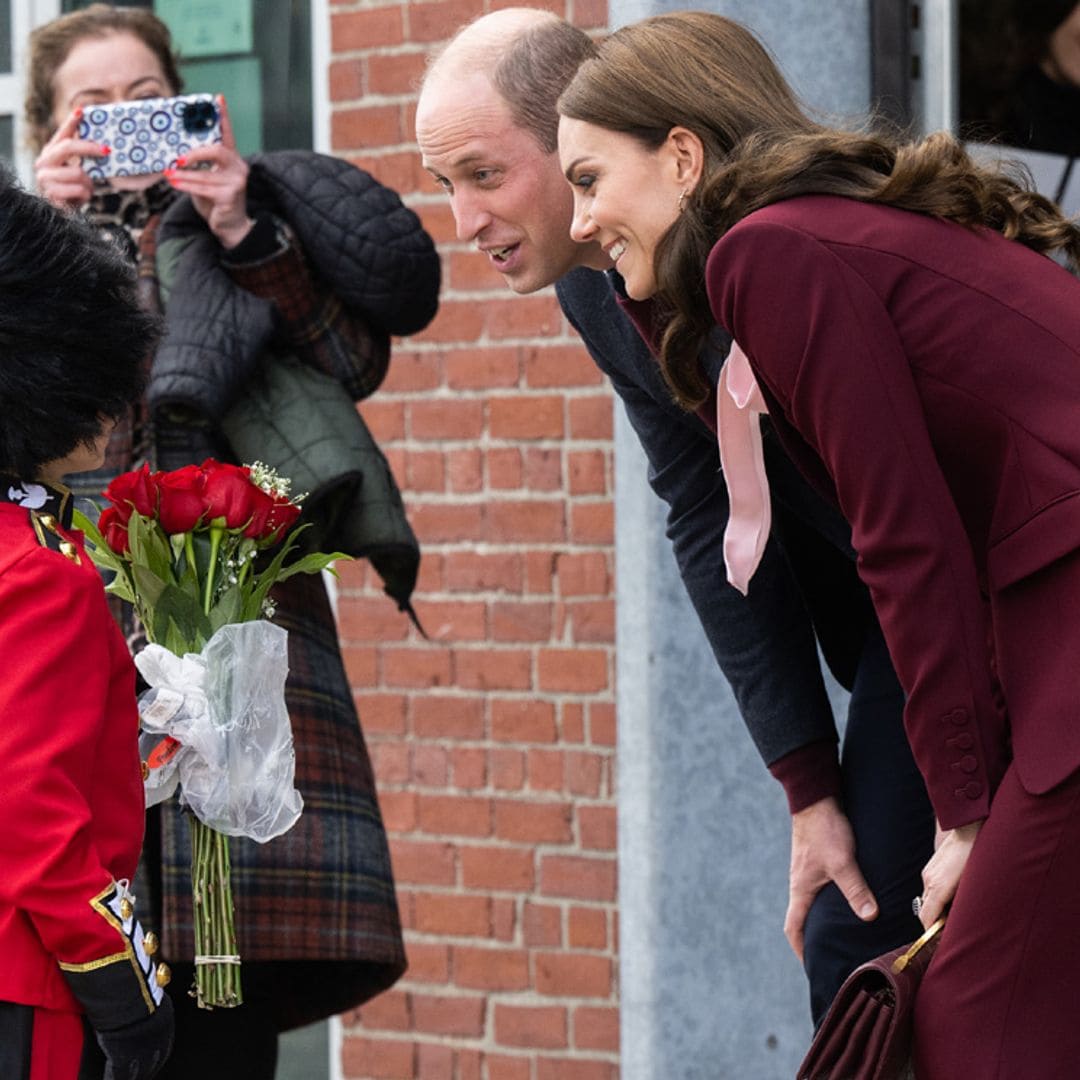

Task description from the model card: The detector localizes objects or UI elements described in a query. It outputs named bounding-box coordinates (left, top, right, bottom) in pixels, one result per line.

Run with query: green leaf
left=147, top=582, right=212, bottom=649
left=276, top=551, right=352, bottom=581
left=163, top=615, right=195, bottom=657
left=240, top=533, right=302, bottom=621
left=104, top=573, right=137, bottom=604
left=208, top=583, right=243, bottom=631
left=176, top=538, right=201, bottom=597
left=189, top=530, right=216, bottom=582
left=128, top=512, right=175, bottom=584
left=71, top=508, right=124, bottom=574
left=131, top=562, right=171, bottom=610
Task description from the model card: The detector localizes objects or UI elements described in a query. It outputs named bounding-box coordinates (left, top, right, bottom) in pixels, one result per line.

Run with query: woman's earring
left=677, top=189, right=688, bottom=213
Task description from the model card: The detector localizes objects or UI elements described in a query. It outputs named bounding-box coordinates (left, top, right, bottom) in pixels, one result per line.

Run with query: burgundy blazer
left=707, top=194, right=1080, bottom=829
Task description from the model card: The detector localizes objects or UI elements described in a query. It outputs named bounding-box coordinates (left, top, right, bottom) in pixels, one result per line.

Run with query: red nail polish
left=74, top=106, right=83, bottom=119
left=100, top=144, right=111, bottom=155
left=175, top=156, right=187, bottom=168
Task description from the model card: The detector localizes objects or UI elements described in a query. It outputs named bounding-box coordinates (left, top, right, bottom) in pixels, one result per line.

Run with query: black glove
left=58, top=881, right=175, bottom=1079
left=96, top=992, right=174, bottom=1080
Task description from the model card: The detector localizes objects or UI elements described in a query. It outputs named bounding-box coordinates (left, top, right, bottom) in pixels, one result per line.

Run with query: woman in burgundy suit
left=557, top=11, right=1080, bottom=1077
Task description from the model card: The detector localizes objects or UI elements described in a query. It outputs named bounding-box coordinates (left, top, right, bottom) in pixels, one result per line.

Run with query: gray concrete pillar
left=609, top=2, right=872, bottom=1077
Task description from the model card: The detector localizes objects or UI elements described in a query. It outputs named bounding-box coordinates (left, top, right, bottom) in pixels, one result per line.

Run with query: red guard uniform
left=0, top=479, right=170, bottom=1078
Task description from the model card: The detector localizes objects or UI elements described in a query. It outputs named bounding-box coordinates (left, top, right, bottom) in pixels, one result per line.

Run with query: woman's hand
left=34, top=108, right=102, bottom=209
left=915, top=818, right=984, bottom=928
left=164, top=96, right=254, bottom=250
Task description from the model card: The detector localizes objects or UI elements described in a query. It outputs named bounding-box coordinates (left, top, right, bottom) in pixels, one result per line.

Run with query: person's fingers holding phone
left=35, top=108, right=106, bottom=208
left=166, top=96, right=253, bottom=249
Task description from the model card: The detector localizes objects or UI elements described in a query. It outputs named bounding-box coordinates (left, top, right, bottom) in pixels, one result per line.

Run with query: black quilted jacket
left=148, top=149, right=440, bottom=420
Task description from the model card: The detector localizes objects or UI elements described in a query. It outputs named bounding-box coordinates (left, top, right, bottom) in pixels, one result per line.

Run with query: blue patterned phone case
left=78, top=94, right=223, bottom=181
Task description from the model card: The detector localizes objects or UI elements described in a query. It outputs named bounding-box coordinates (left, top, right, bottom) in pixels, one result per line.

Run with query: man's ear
left=667, top=126, right=705, bottom=192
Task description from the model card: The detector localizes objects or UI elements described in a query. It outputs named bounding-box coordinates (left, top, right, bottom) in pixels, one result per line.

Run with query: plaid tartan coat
left=77, top=153, right=441, bottom=1028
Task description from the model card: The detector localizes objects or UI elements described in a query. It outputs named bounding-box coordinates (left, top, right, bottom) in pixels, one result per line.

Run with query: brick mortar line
left=378, top=386, right=611, bottom=393
left=350, top=979, right=621, bottom=1005
left=393, top=337, right=609, bottom=348
left=377, top=782, right=617, bottom=794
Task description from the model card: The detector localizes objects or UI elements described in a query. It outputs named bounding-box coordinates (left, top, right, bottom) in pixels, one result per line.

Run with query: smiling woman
left=557, top=11, right=1080, bottom=1078
left=559, top=117, right=699, bottom=300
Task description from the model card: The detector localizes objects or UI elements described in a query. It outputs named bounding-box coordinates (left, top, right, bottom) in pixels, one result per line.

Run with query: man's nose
left=451, top=189, right=492, bottom=243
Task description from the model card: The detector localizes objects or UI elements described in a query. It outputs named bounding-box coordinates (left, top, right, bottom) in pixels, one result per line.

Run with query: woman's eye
left=574, top=174, right=596, bottom=192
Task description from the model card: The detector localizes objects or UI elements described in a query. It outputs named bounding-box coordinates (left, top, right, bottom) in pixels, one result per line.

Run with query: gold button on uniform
left=120, top=898, right=134, bottom=921
left=155, top=963, right=171, bottom=987
left=143, top=932, right=159, bottom=956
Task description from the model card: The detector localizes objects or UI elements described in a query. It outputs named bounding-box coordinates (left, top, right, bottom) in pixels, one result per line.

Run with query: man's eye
left=434, top=176, right=452, bottom=192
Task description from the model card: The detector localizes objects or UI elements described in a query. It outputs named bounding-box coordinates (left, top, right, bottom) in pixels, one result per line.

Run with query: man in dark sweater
left=415, top=7, right=933, bottom=1021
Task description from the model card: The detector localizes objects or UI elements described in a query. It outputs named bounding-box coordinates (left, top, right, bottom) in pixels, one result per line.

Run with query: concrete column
left=608, top=2, right=872, bottom=1076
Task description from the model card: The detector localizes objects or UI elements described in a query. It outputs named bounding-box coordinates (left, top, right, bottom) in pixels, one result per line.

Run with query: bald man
left=416, top=9, right=934, bottom=1023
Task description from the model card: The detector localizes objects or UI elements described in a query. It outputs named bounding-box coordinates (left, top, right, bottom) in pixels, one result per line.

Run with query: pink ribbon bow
left=717, top=341, right=770, bottom=595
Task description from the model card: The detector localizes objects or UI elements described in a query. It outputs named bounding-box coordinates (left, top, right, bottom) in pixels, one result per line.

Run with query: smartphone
left=78, top=93, right=223, bottom=182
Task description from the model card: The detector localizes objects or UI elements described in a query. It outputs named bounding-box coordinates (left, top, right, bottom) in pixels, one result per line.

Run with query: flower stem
left=190, top=817, right=242, bottom=1008
left=184, top=532, right=196, bottom=580
left=203, top=526, right=224, bottom=615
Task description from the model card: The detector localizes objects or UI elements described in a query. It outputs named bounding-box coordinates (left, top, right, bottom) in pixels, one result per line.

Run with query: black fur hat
left=0, top=168, right=159, bottom=479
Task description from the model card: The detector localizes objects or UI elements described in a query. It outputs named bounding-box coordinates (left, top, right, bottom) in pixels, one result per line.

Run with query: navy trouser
left=157, top=962, right=279, bottom=1080
left=802, top=626, right=936, bottom=1025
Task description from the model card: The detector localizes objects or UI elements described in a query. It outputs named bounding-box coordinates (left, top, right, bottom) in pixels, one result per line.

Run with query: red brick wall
left=327, top=3, right=618, bottom=1077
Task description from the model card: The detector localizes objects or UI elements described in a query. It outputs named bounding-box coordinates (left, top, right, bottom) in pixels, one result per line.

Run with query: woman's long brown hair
left=559, top=11, right=1080, bottom=409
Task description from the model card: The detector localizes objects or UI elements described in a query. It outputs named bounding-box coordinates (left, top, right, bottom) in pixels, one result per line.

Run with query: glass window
left=0, top=113, right=13, bottom=165
left=0, top=2, right=11, bottom=75
left=958, top=0, right=1080, bottom=215
left=62, top=0, right=311, bottom=152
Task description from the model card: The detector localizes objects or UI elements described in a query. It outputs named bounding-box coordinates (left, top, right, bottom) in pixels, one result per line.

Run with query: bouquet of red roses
left=76, top=459, right=345, bottom=1009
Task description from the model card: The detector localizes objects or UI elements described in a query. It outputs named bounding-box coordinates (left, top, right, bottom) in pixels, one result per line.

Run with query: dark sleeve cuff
left=768, top=738, right=842, bottom=813
left=220, top=212, right=286, bottom=267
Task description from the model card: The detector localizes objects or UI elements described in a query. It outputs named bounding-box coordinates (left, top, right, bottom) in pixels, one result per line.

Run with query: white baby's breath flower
left=246, top=461, right=298, bottom=501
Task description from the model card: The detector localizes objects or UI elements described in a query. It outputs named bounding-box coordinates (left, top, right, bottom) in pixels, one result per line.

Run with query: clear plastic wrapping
left=135, top=620, right=303, bottom=842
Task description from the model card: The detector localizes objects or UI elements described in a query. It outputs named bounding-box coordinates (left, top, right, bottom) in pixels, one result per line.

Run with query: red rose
left=201, top=460, right=259, bottom=531
left=241, top=484, right=277, bottom=539
left=156, top=464, right=207, bottom=535
left=98, top=506, right=130, bottom=555
left=102, top=462, right=157, bottom=524
left=261, top=495, right=301, bottom=541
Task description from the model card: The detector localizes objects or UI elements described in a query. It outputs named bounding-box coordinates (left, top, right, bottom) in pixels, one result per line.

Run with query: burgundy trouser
left=914, top=761, right=1080, bottom=1078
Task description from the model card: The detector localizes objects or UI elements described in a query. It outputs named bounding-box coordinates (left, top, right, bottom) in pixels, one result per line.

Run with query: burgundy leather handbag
left=797, top=918, right=945, bottom=1080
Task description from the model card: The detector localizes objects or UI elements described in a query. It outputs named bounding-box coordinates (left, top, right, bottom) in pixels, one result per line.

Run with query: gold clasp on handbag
left=892, top=917, right=946, bottom=973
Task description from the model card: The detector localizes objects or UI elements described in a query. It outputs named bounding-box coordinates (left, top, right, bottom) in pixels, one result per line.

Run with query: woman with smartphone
left=556, top=11, right=1080, bottom=1076
left=26, top=6, right=440, bottom=1078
